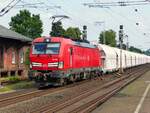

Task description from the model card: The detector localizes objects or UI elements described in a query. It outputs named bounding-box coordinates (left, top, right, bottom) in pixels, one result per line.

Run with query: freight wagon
left=97, top=44, right=150, bottom=73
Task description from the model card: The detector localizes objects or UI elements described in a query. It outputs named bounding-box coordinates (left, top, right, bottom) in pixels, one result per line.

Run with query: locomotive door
left=70, top=48, right=73, bottom=68
left=0, top=45, right=4, bottom=68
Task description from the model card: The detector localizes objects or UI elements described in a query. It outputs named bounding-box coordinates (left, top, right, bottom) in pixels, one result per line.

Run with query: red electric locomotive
left=29, top=36, right=102, bottom=88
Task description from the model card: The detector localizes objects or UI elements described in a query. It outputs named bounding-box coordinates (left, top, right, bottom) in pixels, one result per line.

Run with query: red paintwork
left=30, top=37, right=101, bottom=72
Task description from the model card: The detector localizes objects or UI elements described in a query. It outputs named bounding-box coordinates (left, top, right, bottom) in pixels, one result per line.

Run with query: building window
left=19, top=49, right=24, bottom=64
left=12, top=50, right=15, bottom=64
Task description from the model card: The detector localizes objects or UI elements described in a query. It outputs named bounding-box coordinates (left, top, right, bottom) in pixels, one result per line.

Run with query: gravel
left=0, top=75, right=114, bottom=113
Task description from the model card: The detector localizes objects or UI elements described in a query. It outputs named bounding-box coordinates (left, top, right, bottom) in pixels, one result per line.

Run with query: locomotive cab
left=29, top=37, right=67, bottom=87
left=31, top=41, right=62, bottom=70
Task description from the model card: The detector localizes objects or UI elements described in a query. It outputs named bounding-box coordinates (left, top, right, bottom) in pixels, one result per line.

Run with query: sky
left=0, top=0, right=150, bottom=50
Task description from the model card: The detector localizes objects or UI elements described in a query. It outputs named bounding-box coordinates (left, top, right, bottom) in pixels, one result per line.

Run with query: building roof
left=0, top=25, right=32, bottom=42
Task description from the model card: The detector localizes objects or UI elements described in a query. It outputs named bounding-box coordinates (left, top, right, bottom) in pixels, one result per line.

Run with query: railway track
left=0, top=88, right=37, bottom=100
left=29, top=64, right=150, bottom=113
left=0, top=88, right=50, bottom=108
left=70, top=66, right=149, bottom=113
left=0, top=79, right=90, bottom=108
left=0, top=68, right=125, bottom=108
left=0, top=64, right=148, bottom=111
left=0, top=76, right=105, bottom=108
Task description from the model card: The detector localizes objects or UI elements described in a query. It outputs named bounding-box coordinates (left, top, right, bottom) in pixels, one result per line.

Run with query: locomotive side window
left=33, top=43, right=60, bottom=54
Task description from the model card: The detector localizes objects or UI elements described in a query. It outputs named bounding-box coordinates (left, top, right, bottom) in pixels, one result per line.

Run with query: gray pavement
left=92, top=70, right=150, bottom=113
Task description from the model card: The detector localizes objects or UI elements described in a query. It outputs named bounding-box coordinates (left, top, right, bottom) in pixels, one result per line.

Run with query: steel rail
left=30, top=64, right=149, bottom=113
left=0, top=78, right=92, bottom=108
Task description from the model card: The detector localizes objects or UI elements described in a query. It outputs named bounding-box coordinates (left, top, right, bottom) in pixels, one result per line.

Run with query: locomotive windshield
left=33, top=43, right=60, bottom=54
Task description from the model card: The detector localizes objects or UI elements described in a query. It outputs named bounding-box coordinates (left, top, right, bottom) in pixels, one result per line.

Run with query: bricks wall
left=2, top=44, right=30, bottom=77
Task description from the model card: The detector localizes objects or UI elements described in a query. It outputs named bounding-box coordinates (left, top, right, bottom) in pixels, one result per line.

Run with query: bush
left=10, top=81, right=35, bottom=89
left=8, top=76, right=20, bottom=83
left=25, top=48, right=30, bottom=68
left=1, top=76, right=20, bottom=84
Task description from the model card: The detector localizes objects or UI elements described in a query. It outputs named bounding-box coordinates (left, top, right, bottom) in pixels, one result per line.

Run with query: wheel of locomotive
left=89, top=72, right=92, bottom=80
left=79, top=72, right=84, bottom=80
left=60, top=78, right=67, bottom=86
left=69, top=75, right=75, bottom=83
left=97, top=71, right=103, bottom=80
left=86, top=71, right=90, bottom=79
left=36, top=83, right=45, bottom=89
left=90, top=71, right=96, bottom=79
left=82, top=72, right=87, bottom=80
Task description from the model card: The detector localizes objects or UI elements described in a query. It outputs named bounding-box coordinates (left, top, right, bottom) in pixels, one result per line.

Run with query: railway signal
left=82, top=25, right=87, bottom=40
left=119, top=25, right=124, bottom=74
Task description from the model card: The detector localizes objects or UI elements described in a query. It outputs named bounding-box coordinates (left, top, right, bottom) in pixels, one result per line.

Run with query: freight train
left=29, top=36, right=150, bottom=88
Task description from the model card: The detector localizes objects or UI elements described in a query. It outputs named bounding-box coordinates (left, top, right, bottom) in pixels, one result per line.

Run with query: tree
left=9, top=9, right=43, bottom=39
left=129, top=46, right=143, bottom=53
left=25, top=48, right=30, bottom=68
left=64, top=27, right=82, bottom=39
left=144, top=49, right=150, bottom=56
left=99, top=29, right=116, bottom=47
left=50, top=21, right=65, bottom=37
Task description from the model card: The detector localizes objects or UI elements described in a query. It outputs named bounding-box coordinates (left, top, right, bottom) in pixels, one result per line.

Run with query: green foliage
left=99, top=29, right=116, bottom=47
left=64, top=27, right=82, bottom=39
left=129, top=46, right=143, bottom=53
left=50, top=22, right=82, bottom=40
left=8, top=76, right=20, bottom=83
left=0, top=81, right=35, bottom=93
left=117, top=45, right=145, bottom=54
left=144, top=49, right=150, bottom=56
left=8, top=81, right=35, bottom=89
left=25, top=48, right=30, bottom=67
left=50, top=21, right=65, bottom=37
left=1, top=76, right=20, bottom=83
left=9, top=9, right=43, bottom=39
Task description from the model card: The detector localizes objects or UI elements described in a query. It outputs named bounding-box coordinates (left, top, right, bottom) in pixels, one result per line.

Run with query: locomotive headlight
left=30, top=64, right=32, bottom=68
left=58, top=62, right=64, bottom=69
left=32, top=62, right=42, bottom=67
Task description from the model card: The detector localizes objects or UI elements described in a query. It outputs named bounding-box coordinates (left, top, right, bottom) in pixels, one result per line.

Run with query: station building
left=0, top=25, right=32, bottom=77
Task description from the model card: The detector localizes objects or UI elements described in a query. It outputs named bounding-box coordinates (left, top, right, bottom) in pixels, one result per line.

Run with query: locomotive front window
left=46, top=43, right=60, bottom=54
left=33, top=43, right=46, bottom=54
left=33, top=43, right=60, bottom=54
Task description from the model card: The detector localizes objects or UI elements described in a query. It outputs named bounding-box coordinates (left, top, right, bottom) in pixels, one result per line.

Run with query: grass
left=0, top=81, right=35, bottom=93
left=0, top=76, right=21, bottom=83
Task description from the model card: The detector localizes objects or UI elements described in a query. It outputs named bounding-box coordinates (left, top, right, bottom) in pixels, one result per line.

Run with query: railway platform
left=92, top=69, right=150, bottom=113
